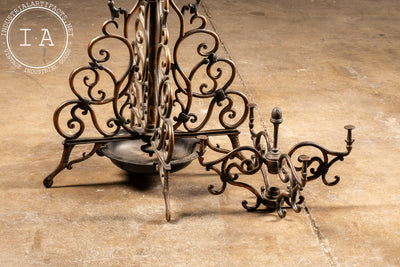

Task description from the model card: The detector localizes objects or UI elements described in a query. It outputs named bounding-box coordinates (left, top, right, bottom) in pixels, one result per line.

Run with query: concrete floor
left=1, top=0, right=400, bottom=266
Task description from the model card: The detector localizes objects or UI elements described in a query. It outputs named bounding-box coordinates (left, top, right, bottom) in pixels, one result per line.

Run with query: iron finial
left=270, top=107, right=283, bottom=124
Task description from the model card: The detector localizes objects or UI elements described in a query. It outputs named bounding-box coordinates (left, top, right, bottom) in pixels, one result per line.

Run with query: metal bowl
left=101, top=136, right=200, bottom=174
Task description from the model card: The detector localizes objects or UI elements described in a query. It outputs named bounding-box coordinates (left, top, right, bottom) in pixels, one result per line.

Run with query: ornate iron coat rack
left=44, top=0, right=354, bottom=221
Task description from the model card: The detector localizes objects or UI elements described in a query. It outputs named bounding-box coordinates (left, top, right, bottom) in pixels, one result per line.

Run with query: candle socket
left=266, top=107, right=283, bottom=174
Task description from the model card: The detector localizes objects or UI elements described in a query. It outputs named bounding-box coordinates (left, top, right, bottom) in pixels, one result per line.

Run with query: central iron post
left=143, top=0, right=161, bottom=141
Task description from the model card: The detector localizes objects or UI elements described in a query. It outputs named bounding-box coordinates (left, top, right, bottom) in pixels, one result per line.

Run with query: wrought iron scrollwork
left=288, top=125, right=355, bottom=186
left=169, top=0, right=249, bottom=132
left=53, top=2, right=140, bottom=140
left=198, top=138, right=266, bottom=209
left=51, top=0, right=249, bottom=143
left=198, top=104, right=355, bottom=218
left=44, top=0, right=355, bottom=221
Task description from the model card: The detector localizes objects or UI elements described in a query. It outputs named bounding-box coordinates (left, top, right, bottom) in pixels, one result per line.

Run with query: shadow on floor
left=51, top=172, right=161, bottom=192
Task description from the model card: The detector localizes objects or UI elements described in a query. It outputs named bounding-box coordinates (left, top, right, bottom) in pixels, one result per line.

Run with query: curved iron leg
left=159, top=166, right=171, bottom=221
left=43, top=143, right=75, bottom=188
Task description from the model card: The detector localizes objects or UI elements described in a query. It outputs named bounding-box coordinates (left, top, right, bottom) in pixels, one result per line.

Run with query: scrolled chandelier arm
left=198, top=103, right=354, bottom=218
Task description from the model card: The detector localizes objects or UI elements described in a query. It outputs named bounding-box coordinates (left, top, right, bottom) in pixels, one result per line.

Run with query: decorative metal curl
left=169, top=0, right=249, bottom=132
left=288, top=126, right=354, bottom=186
left=152, top=118, right=174, bottom=166
left=198, top=139, right=265, bottom=211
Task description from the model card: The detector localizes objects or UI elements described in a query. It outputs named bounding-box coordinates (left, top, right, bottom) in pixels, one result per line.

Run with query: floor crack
left=199, top=9, right=339, bottom=265
left=200, top=1, right=269, bottom=133
left=305, top=206, right=338, bottom=267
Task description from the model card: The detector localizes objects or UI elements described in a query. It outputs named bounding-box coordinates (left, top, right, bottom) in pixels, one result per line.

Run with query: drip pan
left=102, top=136, right=200, bottom=174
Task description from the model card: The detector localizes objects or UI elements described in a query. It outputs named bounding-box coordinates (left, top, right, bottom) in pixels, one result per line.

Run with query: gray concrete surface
left=0, top=0, right=399, bottom=266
